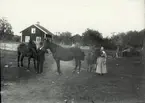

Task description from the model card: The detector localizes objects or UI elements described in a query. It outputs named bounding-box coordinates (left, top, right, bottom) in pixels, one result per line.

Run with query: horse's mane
left=46, top=41, right=59, bottom=53
left=17, top=43, right=26, bottom=49
left=19, top=43, right=26, bottom=46
left=18, top=42, right=36, bottom=48
left=51, top=41, right=59, bottom=47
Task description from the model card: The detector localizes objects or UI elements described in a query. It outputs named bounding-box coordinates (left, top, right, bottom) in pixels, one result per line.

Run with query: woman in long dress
left=96, top=47, right=107, bottom=75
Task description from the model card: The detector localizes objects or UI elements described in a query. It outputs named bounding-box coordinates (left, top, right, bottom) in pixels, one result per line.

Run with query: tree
left=59, top=31, right=72, bottom=45
left=110, top=29, right=145, bottom=57
left=0, top=17, right=14, bottom=40
left=53, top=35, right=61, bottom=44
left=111, top=33, right=125, bottom=57
left=12, top=35, right=21, bottom=42
left=82, top=28, right=103, bottom=46
left=101, top=37, right=115, bottom=50
left=138, top=29, right=145, bottom=47
left=111, top=33, right=125, bottom=46
left=125, top=30, right=145, bottom=48
left=126, top=31, right=139, bottom=47
left=71, top=34, right=82, bottom=44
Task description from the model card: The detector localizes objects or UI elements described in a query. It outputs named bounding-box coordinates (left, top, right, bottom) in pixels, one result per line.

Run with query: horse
left=86, top=48, right=100, bottom=72
left=42, top=39, right=85, bottom=75
left=17, top=40, right=38, bottom=72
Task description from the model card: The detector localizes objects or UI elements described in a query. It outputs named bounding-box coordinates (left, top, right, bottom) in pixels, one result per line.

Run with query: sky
left=0, top=0, right=144, bottom=37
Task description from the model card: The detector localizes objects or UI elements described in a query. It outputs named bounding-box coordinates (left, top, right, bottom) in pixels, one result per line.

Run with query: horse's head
left=42, top=38, right=51, bottom=50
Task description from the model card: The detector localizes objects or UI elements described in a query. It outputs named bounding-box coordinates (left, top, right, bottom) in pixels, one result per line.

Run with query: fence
left=0, top=42, right=20, bottom=51
left=0, top=42, right=90, bottom=51
left=60, top=44, right=90, bottom=50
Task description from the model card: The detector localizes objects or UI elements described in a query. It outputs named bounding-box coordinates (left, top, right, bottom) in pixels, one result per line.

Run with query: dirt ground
left=1, top=49, right=145, bottom=103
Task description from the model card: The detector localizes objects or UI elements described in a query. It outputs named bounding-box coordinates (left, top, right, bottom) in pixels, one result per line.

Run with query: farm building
left=20, top=22, right=53, bottom=43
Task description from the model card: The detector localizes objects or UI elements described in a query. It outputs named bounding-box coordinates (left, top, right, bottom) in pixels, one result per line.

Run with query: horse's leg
left=73, top=59, right=78, bottom=73
left=33, top=58, right=37, bottom=72
left=56, top=59, right=61, bottom=74
left=17, top=51, right=21, bottom=67
left=21, top=55, right=24, bottom=67
left=78, top=60, right=81, bottom=73
left=27, top=57, right=31, bottom=70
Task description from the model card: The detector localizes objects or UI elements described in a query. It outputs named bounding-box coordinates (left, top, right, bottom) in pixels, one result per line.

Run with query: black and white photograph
left=0, top=0, right=145, bottom=103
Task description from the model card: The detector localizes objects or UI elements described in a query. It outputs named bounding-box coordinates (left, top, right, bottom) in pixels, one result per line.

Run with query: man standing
left=37, top=42, right=48, bottom=73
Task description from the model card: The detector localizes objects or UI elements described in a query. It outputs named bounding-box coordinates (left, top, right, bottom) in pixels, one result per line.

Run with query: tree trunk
left=116, top=46, right=119, bottom=58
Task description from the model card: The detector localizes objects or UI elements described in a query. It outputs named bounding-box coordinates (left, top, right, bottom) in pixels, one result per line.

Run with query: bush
left=12, top=35, right=21, bottom=42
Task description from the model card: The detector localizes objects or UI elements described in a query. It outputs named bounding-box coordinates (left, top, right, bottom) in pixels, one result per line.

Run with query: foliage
left=110, top=29, right=145, bottom=49
left=51, top=28, right=145, bottom=50
left=12, top=35, right=21, bottom=42
left=0, top=17, right=14, bottom=40
left=111, top=33, right=125, bottom=46
left=53, top=35, right=61, bottom=44
left=71, top=34, right=82, bottom=44
left=59, top=31, right=72, bottom=45
left=101, top=37, right=116, bottom=50
left=82, top=28, right=103, bottom=46
left=125, top=31, right=144, bottom=47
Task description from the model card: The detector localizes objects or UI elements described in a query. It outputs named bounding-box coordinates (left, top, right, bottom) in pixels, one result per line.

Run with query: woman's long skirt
left=96, top=57, right=107, bottom=74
